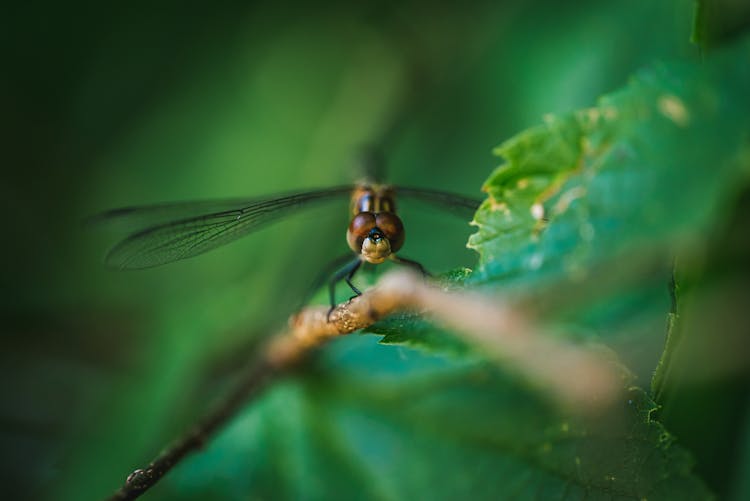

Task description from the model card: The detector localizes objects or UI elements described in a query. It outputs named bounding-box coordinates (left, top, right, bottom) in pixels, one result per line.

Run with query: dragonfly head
left=347, top=212, right=405, bottom=264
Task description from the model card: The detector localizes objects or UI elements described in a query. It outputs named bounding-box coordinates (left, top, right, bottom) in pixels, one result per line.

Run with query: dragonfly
left=93, top=175, right=481, bottom=317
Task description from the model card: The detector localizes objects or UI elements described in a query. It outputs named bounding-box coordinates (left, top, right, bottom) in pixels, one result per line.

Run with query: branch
left=273, top=271, right=624, bottom=409
left=104, top=358, right=277, bottom=501
left=104, top=276, right=398, bottom=500
left=105, top=270, right=624, bottom=500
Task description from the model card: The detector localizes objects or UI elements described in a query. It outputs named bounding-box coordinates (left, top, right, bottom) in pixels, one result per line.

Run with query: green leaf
left=469, top=37, right=750, bottom=288
left=371, top=268, right=476, bottom=357
left=372, top=314, right=474, bottom=357
left=163, top=341, right=712, bottom=500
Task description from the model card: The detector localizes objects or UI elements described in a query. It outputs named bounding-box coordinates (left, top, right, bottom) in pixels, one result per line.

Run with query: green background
left=3, top=1, right=749, bottom=500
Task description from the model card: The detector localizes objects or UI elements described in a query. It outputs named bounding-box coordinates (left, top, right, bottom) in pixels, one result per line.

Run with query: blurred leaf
left=373, top=314, right=473, bottom=356
left=469, top=35, right=750, bottom=286
left=164, top=350, right=712, bottom=500
left=453, top=41, right=750, bottom=491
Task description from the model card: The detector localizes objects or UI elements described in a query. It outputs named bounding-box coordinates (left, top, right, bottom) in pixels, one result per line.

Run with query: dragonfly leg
left=345, top=260, right=363, bottom=298
left=296, top=253, right=355, bottom=311
left=327, top=256, right=363, bottom=321
left=391, top=255, right=432, bottom=277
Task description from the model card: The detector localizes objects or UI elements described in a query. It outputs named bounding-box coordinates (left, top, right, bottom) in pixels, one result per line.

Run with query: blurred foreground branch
left=106, top=271, right=623, bottom=500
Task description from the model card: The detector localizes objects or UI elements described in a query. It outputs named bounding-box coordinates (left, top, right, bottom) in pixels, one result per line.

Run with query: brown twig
left=105, top=270, right=624, bottom=500
left=104, top=357, right=276, bottom=501
left=104, top=279, right=395, bottom=500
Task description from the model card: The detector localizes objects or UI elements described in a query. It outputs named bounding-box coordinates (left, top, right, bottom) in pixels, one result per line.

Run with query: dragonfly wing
left=395, top=186, right=482, bottom=219
left=88, top=199, right=279, bottom=233
left=98, top=186, right=354, bottom=269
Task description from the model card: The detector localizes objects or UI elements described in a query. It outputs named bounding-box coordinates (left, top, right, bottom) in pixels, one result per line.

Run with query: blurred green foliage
left=3, top=1, right=750, bottom=500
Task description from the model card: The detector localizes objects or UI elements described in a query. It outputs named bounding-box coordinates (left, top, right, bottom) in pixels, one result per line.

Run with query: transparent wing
left=395, top=186, right=482, bottom=219
left=93, top=186, right=354, bottom=269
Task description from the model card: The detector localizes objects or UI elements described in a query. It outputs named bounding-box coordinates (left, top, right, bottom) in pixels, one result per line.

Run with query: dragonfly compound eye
left=347, top=212, right=377, bottom=253
left=375, top=212, right=404, bottom=252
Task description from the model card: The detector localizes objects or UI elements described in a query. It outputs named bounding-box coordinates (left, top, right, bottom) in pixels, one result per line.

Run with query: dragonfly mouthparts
left=368, top=228, right=385, bottom=241
left=362, top=228, right=391, bottom=264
